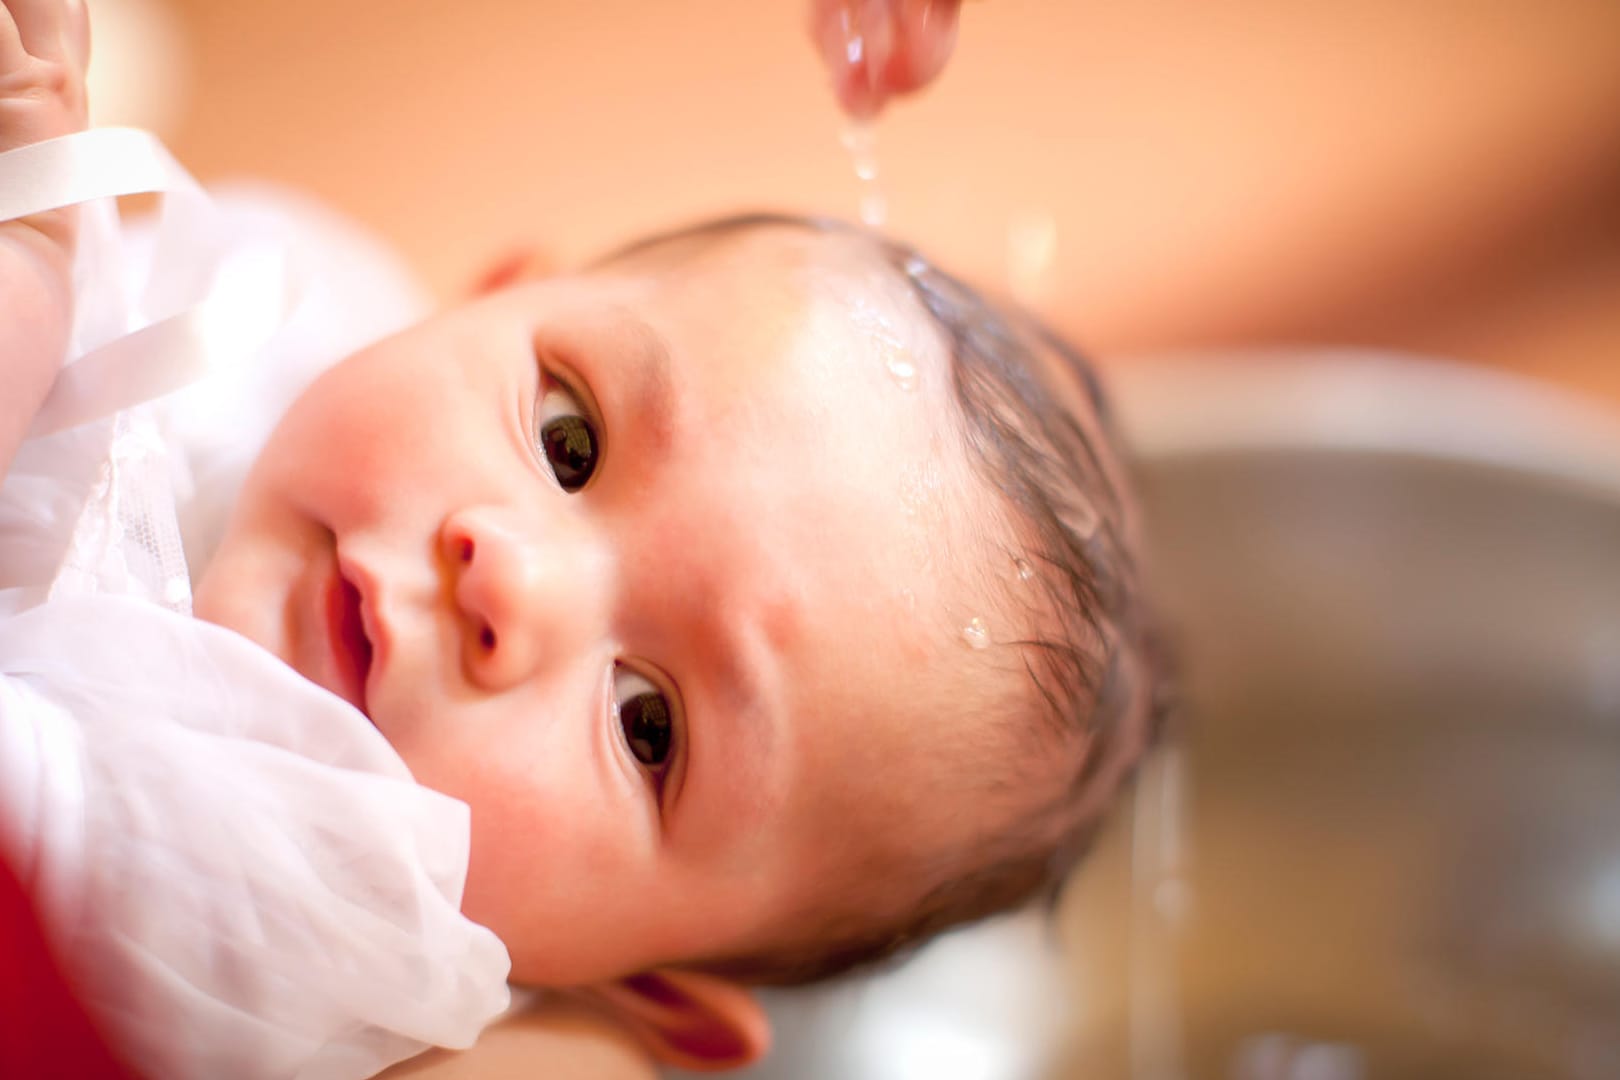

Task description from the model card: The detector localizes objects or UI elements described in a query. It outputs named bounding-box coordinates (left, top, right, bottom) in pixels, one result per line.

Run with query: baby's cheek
left=268, top=349, right=434, bottom=505
left=459, top=782, right=552, bottom=909
left=456, top=775, right=640, bottom=976
left=452, top=747, right=592, bottom=875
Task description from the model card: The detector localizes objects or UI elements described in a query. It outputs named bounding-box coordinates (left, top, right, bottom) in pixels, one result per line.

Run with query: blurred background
left=91, top=0, right=1620, bottom=407
left=86, top=2, right=1620, bottom=1078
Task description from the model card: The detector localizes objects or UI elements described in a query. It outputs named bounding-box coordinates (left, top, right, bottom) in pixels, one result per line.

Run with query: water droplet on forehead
left=1014, top=557, right=1035, bottom=582
left=886, top=355, right=918, bottom=390
left=961, top=617, right=990, bottom=649
left=850, top=298, right=918, bottom=391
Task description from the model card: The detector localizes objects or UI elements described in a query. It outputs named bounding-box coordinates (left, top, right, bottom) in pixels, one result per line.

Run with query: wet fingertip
left=886, top=0, right=961, bottom=94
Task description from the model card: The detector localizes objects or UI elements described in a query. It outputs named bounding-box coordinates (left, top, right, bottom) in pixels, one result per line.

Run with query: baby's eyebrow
left=691, top=609, right=785, bottom=843
left=612, top=312, right=677, bottom=459
left=712, top=613, right=777, bottom=753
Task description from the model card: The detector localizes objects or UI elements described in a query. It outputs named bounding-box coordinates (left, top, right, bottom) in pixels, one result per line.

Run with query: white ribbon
left=0, top=127, right=299, bottom=438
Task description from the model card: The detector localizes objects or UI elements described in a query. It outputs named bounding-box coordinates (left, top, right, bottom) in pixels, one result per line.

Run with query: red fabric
left=0, top=855, right=138, bottom=1079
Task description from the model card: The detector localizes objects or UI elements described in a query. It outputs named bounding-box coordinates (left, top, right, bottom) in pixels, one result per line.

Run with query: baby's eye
left=534, top=383, right=599, bottom=492
left=614, top=667, right=675, bottom=769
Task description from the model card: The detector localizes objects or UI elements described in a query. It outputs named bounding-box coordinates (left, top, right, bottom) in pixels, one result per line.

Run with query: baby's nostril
left=479, top=624, right=496, bottom=651
left=458, top=538, right=474, bottom=563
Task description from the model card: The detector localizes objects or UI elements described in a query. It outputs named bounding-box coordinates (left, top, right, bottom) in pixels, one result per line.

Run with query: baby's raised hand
left=1, top=0, right=92, bottom=476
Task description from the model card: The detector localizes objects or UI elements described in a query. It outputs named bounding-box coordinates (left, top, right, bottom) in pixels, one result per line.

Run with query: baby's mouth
left=326, top=570, right=374, bottom=716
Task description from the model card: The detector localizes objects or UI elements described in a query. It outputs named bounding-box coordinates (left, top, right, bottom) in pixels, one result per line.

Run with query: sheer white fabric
left=0, top=129, right=510, bottom=1079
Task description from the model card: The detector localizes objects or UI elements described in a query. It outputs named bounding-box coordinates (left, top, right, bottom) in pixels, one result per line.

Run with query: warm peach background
left=157, top=0, right=1620, bottom=406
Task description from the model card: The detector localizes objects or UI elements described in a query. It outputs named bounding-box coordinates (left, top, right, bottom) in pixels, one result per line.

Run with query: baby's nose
left=438, top=506, right=610, bottom=692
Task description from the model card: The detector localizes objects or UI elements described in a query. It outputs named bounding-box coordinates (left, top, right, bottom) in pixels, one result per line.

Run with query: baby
left=2, top=2, right=1166, bottom=1075
left=196, top=212, right=1167, bottom=1057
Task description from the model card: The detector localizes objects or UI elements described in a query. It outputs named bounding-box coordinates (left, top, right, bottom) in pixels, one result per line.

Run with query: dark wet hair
left=601, top=213, right=1174, bottom=985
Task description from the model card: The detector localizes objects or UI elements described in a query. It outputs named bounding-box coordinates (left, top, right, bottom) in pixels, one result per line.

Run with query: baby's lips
left=810, top=0, right=963, bottom=119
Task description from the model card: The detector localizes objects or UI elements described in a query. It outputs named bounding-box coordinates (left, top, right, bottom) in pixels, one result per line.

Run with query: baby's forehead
left=612, top=222, right=1052, bottom=628
left=586, top=221, right=948, bottom=419
left=586, top=224, right=1083, bottom=902
left=598, top=217, right=909, bottom=306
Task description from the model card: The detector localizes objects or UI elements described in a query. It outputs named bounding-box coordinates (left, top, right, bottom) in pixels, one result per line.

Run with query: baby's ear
left=581, top=969, right=771, bottom=1072
left=468, top=247, right=555, bottom=296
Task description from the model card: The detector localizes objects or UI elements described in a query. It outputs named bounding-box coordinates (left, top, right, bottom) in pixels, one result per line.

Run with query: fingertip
left=809, top=0, right=882, bottom=118
left=883, top=0, right=961, bottom=95
left=809, top=0, right=961, bottom=118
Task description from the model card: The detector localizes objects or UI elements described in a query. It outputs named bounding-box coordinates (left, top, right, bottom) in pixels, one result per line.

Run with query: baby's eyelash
left=615, top=667, right=675, bottom=764
left=531, top=345, right=598, bottom=409
left=530, top=355, right=603, bottom=492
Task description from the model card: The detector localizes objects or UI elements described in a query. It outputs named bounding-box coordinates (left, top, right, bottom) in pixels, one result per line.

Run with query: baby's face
left=195, top=227, right=1019, bottom=985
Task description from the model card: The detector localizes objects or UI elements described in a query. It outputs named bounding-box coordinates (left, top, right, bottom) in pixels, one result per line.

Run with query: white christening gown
left=0, top=128, right=510, bottom=1080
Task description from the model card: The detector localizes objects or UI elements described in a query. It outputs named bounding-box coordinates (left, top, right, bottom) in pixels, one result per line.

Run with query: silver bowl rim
left=1110, top=350, right=1620, bottom=502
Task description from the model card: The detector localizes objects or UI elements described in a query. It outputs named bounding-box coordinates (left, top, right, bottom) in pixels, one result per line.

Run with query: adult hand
left=809, top=0, right=963, bottom=119
left=0, top=0, right=90, bottom=477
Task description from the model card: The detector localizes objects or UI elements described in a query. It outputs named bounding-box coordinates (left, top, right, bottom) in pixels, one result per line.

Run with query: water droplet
left=858, top=189, right=888, bottom=227
left=844, top=30, right=864, bottom=66
left=886, top=355, right=918, bottom=390
left=1014, top=557, right=1035, bottom=582
left=840, top=121, right=888, bottom=228
left=962, top=617, right=990, bottom=649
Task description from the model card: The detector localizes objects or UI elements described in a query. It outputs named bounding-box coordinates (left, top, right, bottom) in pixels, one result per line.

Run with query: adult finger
left=877, top=0, right=960, bottom=98
left=809, top=0, right=963, bottom=118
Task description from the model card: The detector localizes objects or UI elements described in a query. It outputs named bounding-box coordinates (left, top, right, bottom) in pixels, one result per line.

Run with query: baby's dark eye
left=614, top=668, right=674, bottom=768
left=535, top=385, right=598, bottom=492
